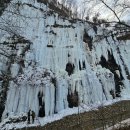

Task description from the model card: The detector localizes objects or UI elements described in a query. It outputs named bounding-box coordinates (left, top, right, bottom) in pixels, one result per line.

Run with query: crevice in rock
left=65, top=63, right=75, bottom=76
left=38, top=92, right=45, bottom=117
left=83, top=30, right=93, bottom=51
left=93, top=25, right=97, bottom=34
left=82, top=61, right=86, bottom=69
left=39, top=103, right=45, bottom=117
left=38, top=92, right=43, bottom=106
left=67, top=90, right=78, bottom=108
left=99, top=50, right=124, bottom=97
left=79, top=61, right=81, bottom=70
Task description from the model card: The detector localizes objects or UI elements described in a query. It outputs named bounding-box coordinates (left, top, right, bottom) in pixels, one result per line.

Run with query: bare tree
left=83, top=0, right=130, bottom=28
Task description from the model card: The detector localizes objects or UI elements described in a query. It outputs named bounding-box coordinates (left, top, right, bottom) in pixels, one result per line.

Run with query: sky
left=59, top=0, right=130, bottom=21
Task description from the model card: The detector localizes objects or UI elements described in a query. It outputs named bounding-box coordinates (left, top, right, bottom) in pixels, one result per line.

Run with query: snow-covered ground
left=107, top=118, right=130, bottom=130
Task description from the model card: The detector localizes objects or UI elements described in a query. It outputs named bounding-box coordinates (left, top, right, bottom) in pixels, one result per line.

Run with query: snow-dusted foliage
left=0, top=0, right=130, bottom=128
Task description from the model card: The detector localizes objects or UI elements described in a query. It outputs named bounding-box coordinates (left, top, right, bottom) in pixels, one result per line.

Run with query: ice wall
left=0, top=0, right=130, bottom=122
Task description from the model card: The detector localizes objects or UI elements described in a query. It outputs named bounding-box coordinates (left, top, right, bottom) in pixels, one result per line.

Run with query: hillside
left=5, top=100, right=130, bottom=130
left=0, top=0, right=130, bottom=129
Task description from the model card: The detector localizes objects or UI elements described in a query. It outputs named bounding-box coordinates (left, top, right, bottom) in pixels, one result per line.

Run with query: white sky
left=60, top=0, right=130, bottom=21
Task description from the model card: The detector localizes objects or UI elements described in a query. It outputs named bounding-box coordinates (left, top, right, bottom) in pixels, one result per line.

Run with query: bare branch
left=100, top=0, right=121, bottom=22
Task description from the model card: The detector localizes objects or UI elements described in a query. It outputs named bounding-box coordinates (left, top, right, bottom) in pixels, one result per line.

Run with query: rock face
left=0, top=0, right=130, bottom=124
